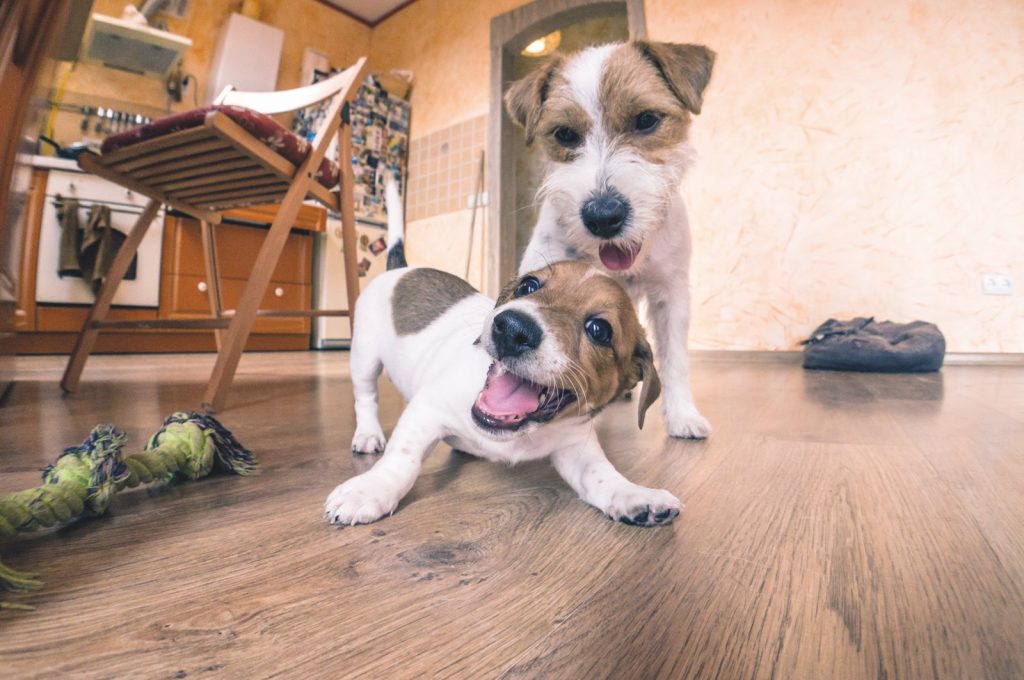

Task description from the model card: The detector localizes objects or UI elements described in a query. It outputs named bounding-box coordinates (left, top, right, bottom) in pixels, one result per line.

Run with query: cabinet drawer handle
left=274, top=287, right=284, bottom=298
left=197, top=281, right=208, bottom=292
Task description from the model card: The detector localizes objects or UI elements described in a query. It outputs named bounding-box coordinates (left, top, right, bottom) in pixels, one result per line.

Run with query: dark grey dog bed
left=802, top=317, right=945, bottom=372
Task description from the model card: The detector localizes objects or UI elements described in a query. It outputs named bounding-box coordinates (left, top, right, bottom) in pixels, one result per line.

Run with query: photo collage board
left=293, top=72, right=411, bottom=226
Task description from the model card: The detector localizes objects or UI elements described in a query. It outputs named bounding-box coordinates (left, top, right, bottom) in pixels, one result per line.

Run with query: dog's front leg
left=647, top=281, right=711, bottom=439
left=325, top=399, right=441, bottom=525
left=551, top=434, right=681, bottom=527
left=517, top=206, right=574, bottom=274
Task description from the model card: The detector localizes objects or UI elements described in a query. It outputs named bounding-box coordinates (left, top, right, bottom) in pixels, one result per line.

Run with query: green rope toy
left=1, top=412, right=256, bottom=611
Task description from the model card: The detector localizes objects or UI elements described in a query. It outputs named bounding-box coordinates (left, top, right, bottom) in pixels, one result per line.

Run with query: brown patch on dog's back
left=392, top=269, right=477, bottom=335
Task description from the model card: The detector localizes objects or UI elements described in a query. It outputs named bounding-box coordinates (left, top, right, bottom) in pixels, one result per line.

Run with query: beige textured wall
left=372, top=0, right=1023, bottom=353
left=650, top=0, right=1024, bottom=353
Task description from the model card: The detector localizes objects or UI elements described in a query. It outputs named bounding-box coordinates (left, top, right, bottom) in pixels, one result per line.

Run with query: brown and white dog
left=324, top=197, right=679, bottom=526
left=506, top=40, right=715, bottom=438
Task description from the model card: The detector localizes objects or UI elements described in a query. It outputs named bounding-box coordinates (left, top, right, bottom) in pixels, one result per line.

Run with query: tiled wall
left=406, top=115, right=487, bottom=222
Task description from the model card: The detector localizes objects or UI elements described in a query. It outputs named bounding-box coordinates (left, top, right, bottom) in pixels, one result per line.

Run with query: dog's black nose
left=491, top=310, right=542, bottom=358
left=581, top=191, right=631, bottom=238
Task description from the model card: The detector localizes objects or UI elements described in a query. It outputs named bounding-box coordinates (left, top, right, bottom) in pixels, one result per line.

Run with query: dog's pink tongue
left=477, top=370, right=541, bottom=420
left=599, top=243, right=639, bottom=271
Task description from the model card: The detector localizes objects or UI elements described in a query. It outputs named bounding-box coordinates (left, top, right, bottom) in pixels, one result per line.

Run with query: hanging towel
left=57, top=197, right=82, bottom=277
left=79, top=204, right=133, bottom=293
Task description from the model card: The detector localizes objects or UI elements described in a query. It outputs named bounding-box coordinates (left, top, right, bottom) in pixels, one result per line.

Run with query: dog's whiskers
left=559, top=358, right=590, bottom=415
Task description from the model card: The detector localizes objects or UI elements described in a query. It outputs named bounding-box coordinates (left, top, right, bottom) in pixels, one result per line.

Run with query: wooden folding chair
left=62, top=57, right=368, bottom=412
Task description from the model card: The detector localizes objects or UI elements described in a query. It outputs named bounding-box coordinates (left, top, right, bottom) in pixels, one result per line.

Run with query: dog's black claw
left=616, top=505, right=679, bottom=527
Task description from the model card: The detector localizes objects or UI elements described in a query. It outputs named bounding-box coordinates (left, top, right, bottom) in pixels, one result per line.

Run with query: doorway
left=487, top=0, right=647, bottom=295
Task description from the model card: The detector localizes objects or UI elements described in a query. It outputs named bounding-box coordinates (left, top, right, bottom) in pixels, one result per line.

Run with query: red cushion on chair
left=100, top=105, right=340, bottom=190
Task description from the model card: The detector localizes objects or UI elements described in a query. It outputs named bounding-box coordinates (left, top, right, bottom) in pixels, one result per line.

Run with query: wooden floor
left=1, top=353, right=1022, bottom=679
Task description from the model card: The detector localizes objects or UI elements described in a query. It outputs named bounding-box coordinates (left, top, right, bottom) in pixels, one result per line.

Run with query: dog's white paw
left=599, top=485, right=682, bottom=527
left=664, top=406, right=711, bottom=439
left=351, top=426, right=386, bottom=454
left=324, top=474, right=399, bottom=525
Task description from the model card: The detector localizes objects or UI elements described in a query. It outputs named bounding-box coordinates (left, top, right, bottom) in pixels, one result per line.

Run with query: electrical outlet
left=466, top=192, right=489, bottom=208
left=982, top=273, right=1014, bottom=296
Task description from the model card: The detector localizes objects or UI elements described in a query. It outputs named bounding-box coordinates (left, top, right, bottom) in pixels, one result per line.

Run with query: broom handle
left=465, top=150, right=486, bottom=282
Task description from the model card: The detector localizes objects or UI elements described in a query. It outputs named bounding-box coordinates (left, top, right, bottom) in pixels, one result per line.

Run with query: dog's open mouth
left=472, top=362, right=576, bottom=432
left=599, top=242, right=641, bottom=271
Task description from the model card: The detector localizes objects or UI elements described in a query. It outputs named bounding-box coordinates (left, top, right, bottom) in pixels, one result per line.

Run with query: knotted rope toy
left=1, top=412, right=256, bottom=611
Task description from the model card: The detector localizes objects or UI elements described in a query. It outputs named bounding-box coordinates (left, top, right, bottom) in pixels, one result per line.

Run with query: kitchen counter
left=15, top=161, right=328, bottom=355
left=25, top=153, right=82, bottom=172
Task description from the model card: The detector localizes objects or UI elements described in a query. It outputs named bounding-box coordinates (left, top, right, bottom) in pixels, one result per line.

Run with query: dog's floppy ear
left=504, top=54, right=564, bottom=145
left=634, top=335, right=661, bottom=429
left=634, top=41, right=715, bottom=115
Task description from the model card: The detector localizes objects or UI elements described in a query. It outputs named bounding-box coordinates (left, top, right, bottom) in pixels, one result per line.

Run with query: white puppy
left=506, top=40, right=715, bottom=438
left=324, top=199, right=680, bottom=527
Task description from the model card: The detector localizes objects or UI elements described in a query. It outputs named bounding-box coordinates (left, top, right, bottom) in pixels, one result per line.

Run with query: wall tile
left=406, top=113, right=488, bottom=222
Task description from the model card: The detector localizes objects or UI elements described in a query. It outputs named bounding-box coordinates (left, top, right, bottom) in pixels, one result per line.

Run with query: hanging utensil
left=95, top=107, right=105, bottom=133
left=39, top=135, right=95, bottom=161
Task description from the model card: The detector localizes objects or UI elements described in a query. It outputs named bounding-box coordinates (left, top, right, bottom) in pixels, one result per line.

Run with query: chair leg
left=199, top=220, right=225, bottom=351
left=338, top=126, right=361, bottom=326
left=201, top=180, right=312, bottom=413
left=61, top=199, right=161, bottom=393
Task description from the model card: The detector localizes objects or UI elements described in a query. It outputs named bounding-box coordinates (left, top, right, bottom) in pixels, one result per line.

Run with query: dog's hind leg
left=350, top=321, right=387, bottom=454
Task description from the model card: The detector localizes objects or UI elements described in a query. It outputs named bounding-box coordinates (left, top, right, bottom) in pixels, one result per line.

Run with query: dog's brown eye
left=514, top=276, right=541, bottom=297
left=585, top=317, right=613, bottom=346
left=553, top=126, right=582, bottom=148
left=633, top=111, right=662, bottom=134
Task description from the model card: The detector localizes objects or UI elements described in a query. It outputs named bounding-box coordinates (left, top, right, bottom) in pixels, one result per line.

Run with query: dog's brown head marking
left=505, top=41, right=715, bottom=165
left=492, top=261, right=660, bottom=427
left=632, top=41, right=715, bottom=115
left=504, top=53, right=566, bottom=146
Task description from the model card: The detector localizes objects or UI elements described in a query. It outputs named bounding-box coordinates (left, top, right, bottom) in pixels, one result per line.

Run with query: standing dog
left=324, top=188, right=680, bottom=527
left=506, top=40, right=715, bottom=438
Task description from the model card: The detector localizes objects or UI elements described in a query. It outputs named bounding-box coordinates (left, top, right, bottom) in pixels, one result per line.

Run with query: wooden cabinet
left=16, top=167, right=325, bottom=354
left=160, top=216, right=314, bottom=337
left=0, top=1, right=74, bottom=391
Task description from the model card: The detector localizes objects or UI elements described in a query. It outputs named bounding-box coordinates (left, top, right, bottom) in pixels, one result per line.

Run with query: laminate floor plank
left=1, top=354, right=1021, bottom=679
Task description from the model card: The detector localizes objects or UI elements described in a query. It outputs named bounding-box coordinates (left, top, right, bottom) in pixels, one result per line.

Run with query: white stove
left=36, top=165, right=164, bottom=307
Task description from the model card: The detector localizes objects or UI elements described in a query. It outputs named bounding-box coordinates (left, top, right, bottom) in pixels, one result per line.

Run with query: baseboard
left=690, top=350, right=803, bottom=363
left=689, top=350, right=1024, bottom=366
left=942, top=353, right=1024, bottom=366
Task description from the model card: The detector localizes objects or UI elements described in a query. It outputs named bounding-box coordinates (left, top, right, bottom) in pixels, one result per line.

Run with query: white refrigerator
left=312, top=215, right=388, bottom=348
